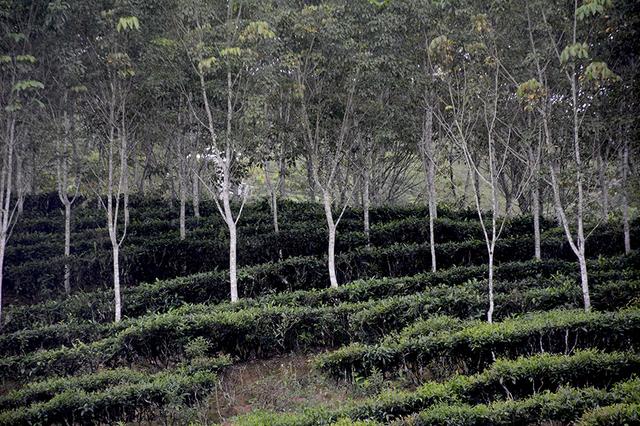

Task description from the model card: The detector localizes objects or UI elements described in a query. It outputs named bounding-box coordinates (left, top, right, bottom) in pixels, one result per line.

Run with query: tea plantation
left=0, top=197, right=638, bottom=425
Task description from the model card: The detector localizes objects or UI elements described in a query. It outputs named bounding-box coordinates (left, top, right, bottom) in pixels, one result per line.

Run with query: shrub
left=313, top=308, right=640, bottom=380
left=403, top=379, right=640, bottom=426
left=577, top=404, right=640, bottom=426
left=0, top=356, right=231, bottom=426
left=1, top=279, right=636, bottom=382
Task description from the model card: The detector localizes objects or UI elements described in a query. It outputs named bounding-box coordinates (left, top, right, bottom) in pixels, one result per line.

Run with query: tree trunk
left=578, top=251, right=590, bottom=310
left=64, top=201, right=71, bottom=295
left=571, top=67, right=590, bottom=312
left=223, top=192, right=239, bottom=302
left=271, top=190, right=279, bottom=234
left=179, top=181, right=186, bottom=240
left=0, top=241, right=5, bottom=322
left=420, top=102, right=437, bottom=272
left=363, top=148, right=371, bottom=245
left=487, top=249, right=494, bottom=323
left=192, top=170, right=200, bottom=218
left=532, top=179, right=541, bottom=260
left=228, top=220, right=238, bottom=302
left=112, top=243, right=121, bottom=322
left=323, top=190, right=338, bottom=289
left=622, top=139, right=631, bottom=254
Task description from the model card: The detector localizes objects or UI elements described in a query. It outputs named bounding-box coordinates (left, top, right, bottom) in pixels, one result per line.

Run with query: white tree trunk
left=622, top=139, right=631, bottom=254
left=421, top=102, right=437, bottom=272
left=532, top=178, right=541, bottom=260
left=192, top=170, right=200, bottom=218
left=487, top=249, right=494, bottom=323
left=222, top=191, right=239, bottom=302
left=0, top=241, right=5, bottom=322
left=229, top=220, right=238, bottom=302
left=363, top=148, right=371, bottom=245
left=112, top=242, right=121, bottom=322
left=64, top=202, right=71, bottom=295
left=179, top=183, right=186, bottom=240
left=323, top=191, right=339, bottom=289
left=577, top=251, right=590, bottom=309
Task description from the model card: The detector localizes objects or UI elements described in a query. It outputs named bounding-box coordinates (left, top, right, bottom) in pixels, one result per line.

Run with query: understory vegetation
left=0, top=198, right=637, bottom=424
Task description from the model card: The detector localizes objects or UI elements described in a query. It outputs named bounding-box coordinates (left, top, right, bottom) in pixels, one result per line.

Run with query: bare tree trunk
left=192, top=169, right=200, bottom=218
left=0, top=116, right=17, bottom=322
left=63, top=202, right=71, bottom=294
left=0, top=242, right=4, bottom=322
left=487, top=249, right=495, bottom=323
left=179, top=179, right=186, bottom=240
left=529, top=141, right=542, bottom=261
left=122, top=122, right=130, bottom=228
left=532, top=178, right=541, bottom=260
left=363, top=145, right=371, bottom=245
left=322, top=190, right=339, bottom=289
left=420, top=103, right=438, bottom=272
left=222, top=190, right=238, bottom=302
left=621, top=138, right=631, bottom=254
left=112, top=243, right=121, bottom=322
left=15, top=153, right=24, bottom=215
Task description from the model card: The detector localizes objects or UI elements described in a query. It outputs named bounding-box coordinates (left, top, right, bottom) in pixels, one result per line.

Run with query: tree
left=525, top=0, right=620, bottom=311
left=0, top=10, right=44, bottom=321
left=177, top=0, right=276, bottom=302
left=285, top=3, right=362, bottom=289
left=88, top=10, right=141, bottom=322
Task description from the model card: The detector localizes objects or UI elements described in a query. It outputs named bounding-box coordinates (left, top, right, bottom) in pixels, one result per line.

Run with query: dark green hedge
left=313, top=308, right=640, bottom=380
left=0, top=356, right=230, bottom=426
left=6, top=231, right=636, bottom=333
left=1, top=278, right=636, bottom=382
left=4, top=212, right=559, bottom=299
left=403, top=381, right=639, bottom=426
left=577, top=403, right=640, bottom=426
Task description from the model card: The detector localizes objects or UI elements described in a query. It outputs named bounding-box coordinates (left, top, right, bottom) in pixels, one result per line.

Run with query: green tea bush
left=0, top=355, right=231, bottom=426
left=314, top=308, right=640, bottom=380
left=402, top=378, right=640, bottom=426
left=1, top=279, right=636, bottom=382
left=577, top=403, right=640, bottom=425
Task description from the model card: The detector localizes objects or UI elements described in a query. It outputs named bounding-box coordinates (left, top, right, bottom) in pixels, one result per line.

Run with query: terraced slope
left=1, top=201, right=638, bottom=424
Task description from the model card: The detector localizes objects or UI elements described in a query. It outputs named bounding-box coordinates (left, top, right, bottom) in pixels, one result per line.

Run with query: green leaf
left=12, top=80, right=44, bottom=92
left=219, top=47, right=242, bottom=57
left=151, top=37, right=176, bottom=48
left=560, top=42, right=589, bottom=64
left=16, top=54, right=36, bottom=63
left=71, top=85, right=88, bottom=93
left=240, top=21, right=276, bottom=43
left=197, top=56, right=218, bottom=73
left=116, top=16, right=140, bottom=32
left=584, top=61, right=621, bottom=83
